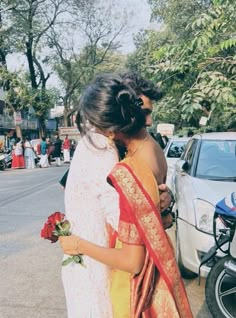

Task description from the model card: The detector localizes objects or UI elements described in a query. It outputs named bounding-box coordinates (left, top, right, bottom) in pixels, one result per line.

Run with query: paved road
left=0, top=166, right=212, bottom=318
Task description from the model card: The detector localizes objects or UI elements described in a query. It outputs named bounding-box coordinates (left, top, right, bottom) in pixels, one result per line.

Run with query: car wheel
left=176, top=224, right=198, bottom=279
left=0, top=160, right=6, bottom=171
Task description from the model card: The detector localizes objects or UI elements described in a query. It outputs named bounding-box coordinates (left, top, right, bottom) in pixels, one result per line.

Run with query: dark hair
left=120, top=71, right=163, bottom=101
left=76, top=73, right=146, bottom=136
left=187, top=130, right=194, bottom=137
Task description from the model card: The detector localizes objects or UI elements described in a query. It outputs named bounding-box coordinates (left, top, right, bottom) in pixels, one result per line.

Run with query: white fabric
left=24, top=141, right=35, bottom=169
left=39, top=154, right=49, bottom=168
left=63, top=132, right=119, bottom=318
left=55, top=157, right=61, bottom=166
left=14, top=142, right=23, bottom=156
left=63, top=149, right=70, bottom=162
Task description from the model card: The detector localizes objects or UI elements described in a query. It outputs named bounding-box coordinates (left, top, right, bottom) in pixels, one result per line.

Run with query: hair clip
left=134, top=98, right=143, bottom=108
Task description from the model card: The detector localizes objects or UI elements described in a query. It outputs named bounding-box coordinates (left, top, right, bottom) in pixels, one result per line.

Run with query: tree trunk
left=38, top=118, right=46, bottom=138
left=0, top=7, right=7, bottom=66
left=26, top=41, right=38, bottom=89
left=63, top=104, right=70, bottom=127
left=15, top=125, right=23, bottom=139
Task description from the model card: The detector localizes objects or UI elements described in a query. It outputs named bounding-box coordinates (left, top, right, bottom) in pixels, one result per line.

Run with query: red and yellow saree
left=108, top=157, right=193, bottom=318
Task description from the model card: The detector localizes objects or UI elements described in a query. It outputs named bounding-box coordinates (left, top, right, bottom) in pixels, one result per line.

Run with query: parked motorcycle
left=0, top=149, right=12, bottom=171
left=199, top=192, right=236, bottom=318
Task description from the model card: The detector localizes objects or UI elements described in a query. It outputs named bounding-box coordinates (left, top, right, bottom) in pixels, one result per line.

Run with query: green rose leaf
left=73, top=255, right=86, bottom=267
left=62, top=257, right=74, bottom=266
left=61, top=220, right=71, bottom=232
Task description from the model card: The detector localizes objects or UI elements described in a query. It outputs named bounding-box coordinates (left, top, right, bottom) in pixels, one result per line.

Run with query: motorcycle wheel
left=206, top=255, right=236, bottom=318
left=0, top=160, right=6, bottom=171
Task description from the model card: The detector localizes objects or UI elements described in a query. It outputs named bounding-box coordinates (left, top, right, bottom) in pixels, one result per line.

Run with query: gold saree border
left=109, top=161, right=193, bottom=318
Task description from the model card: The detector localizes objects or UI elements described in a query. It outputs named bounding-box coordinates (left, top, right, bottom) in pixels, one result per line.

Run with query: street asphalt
left=0, top=165, right=68, bottom=318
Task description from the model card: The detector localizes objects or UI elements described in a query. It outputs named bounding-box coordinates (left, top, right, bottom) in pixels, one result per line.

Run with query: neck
left=125, top=128, right=149, bottom=158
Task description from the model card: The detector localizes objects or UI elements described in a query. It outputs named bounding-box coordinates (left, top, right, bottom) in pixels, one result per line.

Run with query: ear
left=108, top=131, right=115, bottom=140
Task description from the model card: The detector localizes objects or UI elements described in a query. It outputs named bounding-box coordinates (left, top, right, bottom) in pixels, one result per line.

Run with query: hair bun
left=116, top=89, right=136, bottom=120
left=116, top=89, right=132, bottom=105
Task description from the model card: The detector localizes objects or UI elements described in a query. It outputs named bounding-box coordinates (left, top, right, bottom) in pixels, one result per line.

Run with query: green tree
left=152, top=0, right=236, bottom=127
left=49, top=0, right=127, bottom=126
left=127, top=0, right=236, bottom=131
left=1, top=0, right=69, bottom=135
left=148, top=0, right=211, bottom=38
left=0, top=67, right=34, bottom=138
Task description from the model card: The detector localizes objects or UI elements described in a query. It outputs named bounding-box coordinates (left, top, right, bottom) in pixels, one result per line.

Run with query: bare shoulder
left=138, top=137, right=167, bottom=184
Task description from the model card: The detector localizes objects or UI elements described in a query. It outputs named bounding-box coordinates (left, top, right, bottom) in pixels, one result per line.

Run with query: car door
left=174, top=138, right=199, bottom=223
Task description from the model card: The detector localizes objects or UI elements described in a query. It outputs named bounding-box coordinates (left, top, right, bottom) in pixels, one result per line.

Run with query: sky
left=7, top=0, right=156, bottom=88
left=115, top=0, right=154, bottom=52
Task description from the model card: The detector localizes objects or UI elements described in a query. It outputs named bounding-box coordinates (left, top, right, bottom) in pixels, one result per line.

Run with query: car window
left=166, top=140, right=188, bottom=158
left=182, top=139, right=197, bottom=160
left=181, top=139, right=198, bottom=173
left=196, top=140, right=236, bottom=179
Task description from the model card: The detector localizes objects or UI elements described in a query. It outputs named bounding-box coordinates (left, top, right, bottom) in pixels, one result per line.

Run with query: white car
left=164, top=136, right=190, bottom=190
left=174, top=132, right=236, bottom=278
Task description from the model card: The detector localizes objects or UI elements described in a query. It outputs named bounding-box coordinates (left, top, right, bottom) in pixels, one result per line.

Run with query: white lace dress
left=62, top=132, right=119, bottom=318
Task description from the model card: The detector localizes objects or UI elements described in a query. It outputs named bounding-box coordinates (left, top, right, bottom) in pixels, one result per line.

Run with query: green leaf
left=62, top=257, right=74, bottom=266
left=61, top=220, right=71, bottom=232
left=72, top=255, right=86, bottom=267
left=192, top=103, right=202, bottom=110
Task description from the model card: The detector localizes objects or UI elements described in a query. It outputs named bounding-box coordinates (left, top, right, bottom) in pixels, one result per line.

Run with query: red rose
left=40, top=211, right=84, bottom=266
left=40, top=221, right=58, bottom=243
left=47, top=211, right=65, bottom=224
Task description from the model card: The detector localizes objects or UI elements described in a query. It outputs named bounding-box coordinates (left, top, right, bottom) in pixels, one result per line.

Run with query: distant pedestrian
left=155, top=132, right=166, bottom=149
left=52, top=134, right=62, bottom=166
left=162, top=135, right=169, bottom=148
left=39, top=137, right=49, bottom=168
left=187, top=130, right=194, bottom=137
left=11, top=138, right=25, bottom=169
left=70, top=139, right=77, bottom=158
left=46, top=137, right=54, bottom=165
left=24, top=137, right=36, bottom=169
left=63, top=134, right=70, bottom=163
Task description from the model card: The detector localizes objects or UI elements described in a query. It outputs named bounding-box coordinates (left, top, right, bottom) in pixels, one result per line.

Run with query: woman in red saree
left=59, top=73, right=193, bottom=317
left=11, top=138, right=25, bottom=169
left=108, top=156, right=192, bottom=317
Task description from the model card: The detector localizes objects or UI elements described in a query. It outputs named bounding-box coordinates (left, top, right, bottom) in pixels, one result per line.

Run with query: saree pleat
left=131, top=252, right=156, bottom=317
left=108, top=158, right=193, bottom=318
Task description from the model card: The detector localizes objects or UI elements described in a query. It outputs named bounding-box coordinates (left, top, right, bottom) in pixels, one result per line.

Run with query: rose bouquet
left=40, top=211, right=85, bottom=266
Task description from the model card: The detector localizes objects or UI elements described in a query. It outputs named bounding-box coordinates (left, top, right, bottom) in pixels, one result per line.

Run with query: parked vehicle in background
left=174, top=132, right=236, bottom=278
left=0, top=149, right=12, bottom=170
left=164, top=136, right=190, bottom=190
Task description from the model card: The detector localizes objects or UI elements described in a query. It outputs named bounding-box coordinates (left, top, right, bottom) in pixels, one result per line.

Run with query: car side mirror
left=175, top=160, right=188, bottom=173
left=182, top=161, right=189, bottom=172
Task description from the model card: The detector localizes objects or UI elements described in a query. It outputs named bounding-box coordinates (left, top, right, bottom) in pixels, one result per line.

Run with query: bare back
left=135, top=134, right=167, bottom=185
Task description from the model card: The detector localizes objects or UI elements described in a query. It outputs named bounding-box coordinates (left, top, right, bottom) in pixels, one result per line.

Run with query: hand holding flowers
left=40, top=211, right=85, bottom=267
left=59, top=235, right=83, bottom=255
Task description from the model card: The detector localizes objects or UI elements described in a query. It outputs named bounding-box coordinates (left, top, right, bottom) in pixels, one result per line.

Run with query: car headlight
left=194, top=199, right=216, bottom=234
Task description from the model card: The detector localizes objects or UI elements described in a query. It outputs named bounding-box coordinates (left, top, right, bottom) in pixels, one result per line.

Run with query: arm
left=159, top=184, right=172, bottom=212
left=59, top=235, right=145, bottom=275
left=159, top=184, right=175, bottom=229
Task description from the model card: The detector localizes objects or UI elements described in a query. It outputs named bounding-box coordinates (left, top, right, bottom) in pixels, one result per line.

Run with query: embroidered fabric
left=63, top=132, right=119, bottom=318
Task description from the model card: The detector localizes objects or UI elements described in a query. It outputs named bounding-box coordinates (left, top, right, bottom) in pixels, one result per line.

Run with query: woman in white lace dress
left=24, top=137, right=36, bottom=169
left=62, top=130, right=119, bottom=318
